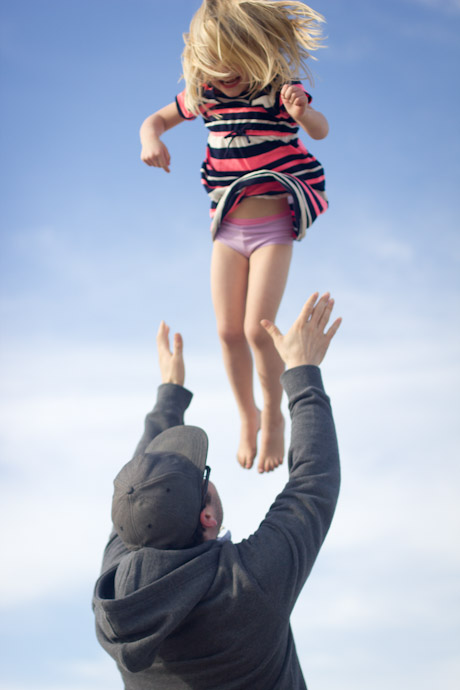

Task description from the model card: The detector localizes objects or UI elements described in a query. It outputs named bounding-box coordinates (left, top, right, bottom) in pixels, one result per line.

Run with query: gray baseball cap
left=111, top=425, right=209, bottom=550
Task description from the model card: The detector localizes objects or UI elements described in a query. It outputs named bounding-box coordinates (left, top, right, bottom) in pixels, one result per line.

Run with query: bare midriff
left=226, top=195, right=290, bottom=219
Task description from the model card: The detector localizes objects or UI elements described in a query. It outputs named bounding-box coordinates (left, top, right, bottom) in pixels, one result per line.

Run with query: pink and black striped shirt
left=175, top=83, right=328, bottom=240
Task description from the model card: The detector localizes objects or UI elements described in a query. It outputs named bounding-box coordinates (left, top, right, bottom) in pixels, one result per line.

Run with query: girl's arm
left=280, top=84, right=329, bottom=140
left=140, top=102, right=185, bottom=173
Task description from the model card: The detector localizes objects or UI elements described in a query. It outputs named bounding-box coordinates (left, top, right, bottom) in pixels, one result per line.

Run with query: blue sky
left=1, top=0, right=459, bottom=688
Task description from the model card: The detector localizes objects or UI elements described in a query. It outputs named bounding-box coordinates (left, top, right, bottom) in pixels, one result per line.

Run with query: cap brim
left=145, top=425, right=208, bottom=473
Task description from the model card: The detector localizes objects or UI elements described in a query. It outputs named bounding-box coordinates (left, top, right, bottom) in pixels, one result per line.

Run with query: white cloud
left=1, top=233, right=459, bottom=690
left=1, top=0, right=459, bottom=687
left=57, top=657, right=122, bottom=689
left=0, top=348, right=290, bottom=606
left=2, top=219, right=209, bottom=311
left=0, top=656, right=121, bottom=690
left=359, top=232, right=414, bottom=263
left=1, top=301, right=459, bottom=610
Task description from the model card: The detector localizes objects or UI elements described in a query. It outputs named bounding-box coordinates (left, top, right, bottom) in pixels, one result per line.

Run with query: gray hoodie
left=93, top=365, right=340, bottom=689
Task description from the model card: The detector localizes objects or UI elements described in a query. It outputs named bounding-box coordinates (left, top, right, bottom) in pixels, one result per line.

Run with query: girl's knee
left=244, top=321, right=270, bottom=350
left=217, top=322, right=246, bottom=347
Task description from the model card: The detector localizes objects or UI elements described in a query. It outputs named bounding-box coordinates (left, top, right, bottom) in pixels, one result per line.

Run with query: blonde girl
left=140, top=0, right=329, bottom=473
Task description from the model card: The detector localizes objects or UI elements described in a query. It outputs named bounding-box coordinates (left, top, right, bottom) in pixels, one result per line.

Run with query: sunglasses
left=201, top=465, right=211, bottom=509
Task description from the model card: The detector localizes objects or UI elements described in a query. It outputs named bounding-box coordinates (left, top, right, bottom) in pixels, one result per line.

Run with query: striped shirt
left=175, top=83, right=328, bottom=240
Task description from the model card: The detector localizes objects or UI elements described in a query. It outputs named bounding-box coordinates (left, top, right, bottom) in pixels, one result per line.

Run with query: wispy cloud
left=1, top=303, right=459, bottom=608
left=0, top=663, right=121, bottom=690
left=1, top=0, right=459, bottom=686
left=408, top=0, right=460, bottom=14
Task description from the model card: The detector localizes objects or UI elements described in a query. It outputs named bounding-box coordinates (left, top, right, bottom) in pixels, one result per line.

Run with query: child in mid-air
left=140, top=0, right=329, bottom=473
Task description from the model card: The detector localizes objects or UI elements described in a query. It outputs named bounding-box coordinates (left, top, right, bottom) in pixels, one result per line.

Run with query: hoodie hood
left=93, top=541, right=220, bottom=673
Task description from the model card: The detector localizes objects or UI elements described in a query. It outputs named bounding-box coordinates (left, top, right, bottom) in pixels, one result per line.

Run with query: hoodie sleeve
left=237, top=365, right=340, bottom=613
left=132, top=383, right=193, bottom=458
left=98, top=383, right=194, bottom=574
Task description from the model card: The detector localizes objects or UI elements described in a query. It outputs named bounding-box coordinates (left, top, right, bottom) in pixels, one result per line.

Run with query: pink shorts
left=215, top=211, right=294, bottom=259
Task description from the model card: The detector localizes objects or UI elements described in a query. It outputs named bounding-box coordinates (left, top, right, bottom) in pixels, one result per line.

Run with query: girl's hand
left=280, top=83, right=309, bottom=122
left=140, top=103, right=184, bottom=172
left=280, top=84, right=329, bottom=140
left=140, top=138, right=171, bottom=173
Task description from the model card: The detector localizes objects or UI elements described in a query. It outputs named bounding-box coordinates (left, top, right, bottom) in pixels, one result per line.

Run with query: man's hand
left=157, top=321, right=185, bottom=385
left=261, top=292, right=341, bottom=369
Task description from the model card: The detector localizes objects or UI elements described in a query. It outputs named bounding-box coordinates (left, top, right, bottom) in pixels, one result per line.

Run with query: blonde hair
left=182, top=0, right=325, bottom=114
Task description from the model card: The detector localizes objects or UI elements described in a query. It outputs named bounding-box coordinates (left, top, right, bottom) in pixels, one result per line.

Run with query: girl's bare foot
left=257, top=410, right=285, bottom=474
left=237, top=408, right=261, bottom=469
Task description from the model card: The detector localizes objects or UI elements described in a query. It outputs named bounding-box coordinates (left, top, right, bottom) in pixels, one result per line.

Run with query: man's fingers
left=260, top=319, right=282, bottom=342
left=157, top=325, right=183, bottom=357
left=157, top=320, right=169, bottom=337
left=173, top=332, right=183, bottom=354
left=296, top=292, right=319, bottom=326
left=326, top=317, right=342, bottom=341
left=157, top=320, right=171, bottom=351
left=157, top=320, right=167, bottom=340
left=317, top=298, right=335, bottom=332
left=309, top=292, right=331, bottom=326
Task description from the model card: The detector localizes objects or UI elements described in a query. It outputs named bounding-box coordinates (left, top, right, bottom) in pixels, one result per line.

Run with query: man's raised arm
left=239, top=293, right=341, bottom=607
left=132, top=321, right=192, bottom=458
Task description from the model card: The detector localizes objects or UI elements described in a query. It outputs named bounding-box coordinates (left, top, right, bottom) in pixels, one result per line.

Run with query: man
left=93, top=292, right=341, bottom=689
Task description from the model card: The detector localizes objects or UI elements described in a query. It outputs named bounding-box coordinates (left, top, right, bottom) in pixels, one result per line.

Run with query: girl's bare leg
left=245, top=243, right=293, bottom=473
left=210, top=240, right=261, bottom=469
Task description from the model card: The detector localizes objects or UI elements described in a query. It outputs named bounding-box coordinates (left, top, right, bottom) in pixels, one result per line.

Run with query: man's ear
left=200, top=507, right=218, bottom=529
